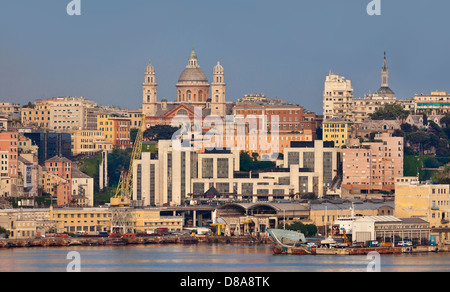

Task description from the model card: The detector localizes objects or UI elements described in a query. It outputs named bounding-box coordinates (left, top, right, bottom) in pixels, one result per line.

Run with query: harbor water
left=0, top=244, right=450, bottom=272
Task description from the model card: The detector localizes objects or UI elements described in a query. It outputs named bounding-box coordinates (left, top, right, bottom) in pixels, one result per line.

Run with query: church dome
left=178, top=67, right=209, bottom=83
left=177, top=48, right=209, bottom=84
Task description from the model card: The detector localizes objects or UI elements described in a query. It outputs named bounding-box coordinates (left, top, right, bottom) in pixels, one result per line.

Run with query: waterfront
left=0, top=244, right=450, bottom=272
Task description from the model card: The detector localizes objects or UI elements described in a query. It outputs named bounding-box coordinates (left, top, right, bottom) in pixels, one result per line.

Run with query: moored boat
left=267, top=228, right=307, bottom=248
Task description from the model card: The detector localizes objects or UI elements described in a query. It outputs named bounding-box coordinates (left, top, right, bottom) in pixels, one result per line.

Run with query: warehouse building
left=352, top=216, right=430, bottom=245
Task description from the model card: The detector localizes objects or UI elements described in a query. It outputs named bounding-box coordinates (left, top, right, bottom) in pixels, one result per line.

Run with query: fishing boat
left=266, top=228, right=307, bottom=248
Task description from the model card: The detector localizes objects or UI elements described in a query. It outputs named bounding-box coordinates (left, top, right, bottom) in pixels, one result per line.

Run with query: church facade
left=142, top=49, right=233, bottom=129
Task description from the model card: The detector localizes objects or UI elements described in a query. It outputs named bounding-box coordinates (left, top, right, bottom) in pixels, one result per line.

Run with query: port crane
left=110, top=115, right=146, bottom=234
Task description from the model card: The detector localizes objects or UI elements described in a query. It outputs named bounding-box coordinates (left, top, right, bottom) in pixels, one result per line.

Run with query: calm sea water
left=0, top=244, right=449, bottom=272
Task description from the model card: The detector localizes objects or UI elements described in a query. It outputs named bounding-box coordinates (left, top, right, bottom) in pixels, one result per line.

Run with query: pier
left=272, top=244, right=450, bottom=255
left=0, top=235, right=273, bottom=249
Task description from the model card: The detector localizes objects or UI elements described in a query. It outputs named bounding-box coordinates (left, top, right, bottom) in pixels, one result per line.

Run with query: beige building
left=323, top=53, right=398, bottom=127
left=21, top=97, right=98, bottom=131
left=46, top=96, right=97, bottom=131
left=395, top=180, right=450, bottom=243
left=133, top=139, right=341, bottom=207
left=0, top=117, right=12, bottom=131
left=284, top=140, right=340, bottom=197
left=342, top=133, right=404, bottom=195
left=127, top=109, right=143, bottom=129
left=21, top=103, right=51, bottom=128
left=0, top=102, right=21, bottom=120
left=309, top=200, right=395, bottom=235
left=414, top=91, right=450, bottom=115
left=0, top=208, right=51, bottom=239
left=49, top=207, right=183, bottom=235
left=323, top=72, right=354, bottom=121
left=71, top=129, right=113, bottom=156
left=71, top=168, right=94, bottom=207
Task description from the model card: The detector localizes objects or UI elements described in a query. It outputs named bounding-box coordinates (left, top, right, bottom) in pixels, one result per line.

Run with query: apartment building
left=43, top=156, right=72, bottom=206
left=21, top=103, right=51, bottom=129
left=46, top=97, right=98, bottom=131
left=395, top=180, right=450, bottom=243
left=0, top=132, right=19, bottom=184
left=0, top=117, right=12, bottom=132
left=127, top=109, right=143, bottom=129
left=414, top=91, right=450, bottom=115
left=323, top=72, right=354, bottom=121
left=71, top=129, right=113, bottom=156
left=342, top=133, right=403, bottom=195
left=0, top=102, right=21, bottom=120
left=322, top=118, right=352, bottom=148
left=97, top=113, right=131, bottom=149
left=71, top=168, right=94, bottom=207
left=323, top=54, right=397, bottom=127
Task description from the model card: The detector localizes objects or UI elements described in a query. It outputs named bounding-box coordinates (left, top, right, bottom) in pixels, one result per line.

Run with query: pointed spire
left=189, top=46, right=198, bottom=60
left=187, top=47, right=199, bottom=68
left=382, top=51, right=388, bottom=71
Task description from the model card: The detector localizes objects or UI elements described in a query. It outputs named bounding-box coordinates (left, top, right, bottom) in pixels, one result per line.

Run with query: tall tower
left=375, top=52, right=395, bottom=98
left=381, top=52, right=389, bottom=88
left=142, top=60, right=158, bottom=117
left=211, top=61, right=226, bottom=117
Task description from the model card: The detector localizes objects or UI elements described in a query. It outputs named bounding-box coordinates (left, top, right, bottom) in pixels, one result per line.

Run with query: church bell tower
left=142, top=60, right=158, bottom=117
left=211, top=61, right=226, bottom=117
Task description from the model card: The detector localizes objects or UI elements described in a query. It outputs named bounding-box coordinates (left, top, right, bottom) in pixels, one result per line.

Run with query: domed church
left=142, top=48, right=232, bottom=128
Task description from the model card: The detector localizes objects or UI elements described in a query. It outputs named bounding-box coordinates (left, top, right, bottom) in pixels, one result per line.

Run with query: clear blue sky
left=1, top=0, right=450, bottom=114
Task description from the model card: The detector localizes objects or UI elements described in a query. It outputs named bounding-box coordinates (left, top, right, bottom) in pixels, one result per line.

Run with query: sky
left=1, top=0, right=450, bottom=114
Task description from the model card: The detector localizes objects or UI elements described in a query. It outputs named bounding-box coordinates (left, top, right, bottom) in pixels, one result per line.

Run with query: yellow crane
left=110, top=115, right=146, bottom=207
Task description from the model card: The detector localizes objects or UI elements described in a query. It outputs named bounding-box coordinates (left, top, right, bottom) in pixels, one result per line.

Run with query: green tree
left=369, top=103, right=410, bottom=122
left=239, top=151, right=275, bottom=172
left=143, top=125, right=180, bottom=141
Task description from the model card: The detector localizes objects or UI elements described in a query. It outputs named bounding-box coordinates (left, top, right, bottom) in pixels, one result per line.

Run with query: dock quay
left=272, top=244, right=450, bottom=255
left=0, top=235, right=272, bottom=249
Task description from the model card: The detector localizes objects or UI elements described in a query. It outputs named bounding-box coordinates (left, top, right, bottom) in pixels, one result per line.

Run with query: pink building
left=44, top=156, right=72, bottom=206
left=342, top=133, right=404, bottom=195
left=0, top=132, right=19, bottom=179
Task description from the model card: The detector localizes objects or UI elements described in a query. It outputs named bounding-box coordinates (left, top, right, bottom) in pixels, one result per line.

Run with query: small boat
left=320, top=237, right=337, bottom=248
left=267, top=229, right=307, bottom=248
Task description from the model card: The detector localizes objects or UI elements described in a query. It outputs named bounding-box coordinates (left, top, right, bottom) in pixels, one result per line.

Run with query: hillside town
left=1, top=50, right=450, bottom=250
